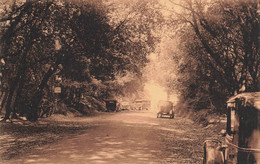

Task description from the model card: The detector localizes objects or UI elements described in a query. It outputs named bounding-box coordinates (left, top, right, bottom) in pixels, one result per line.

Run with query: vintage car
left=120, top=101, right=132, bottom=110
left=104, top=99, right=118, bottom=112
left=156, top=100, right=174, bottom=119
left=203, top=92, right=260, bottom=164
left=133, top=99, right=151, bottom=110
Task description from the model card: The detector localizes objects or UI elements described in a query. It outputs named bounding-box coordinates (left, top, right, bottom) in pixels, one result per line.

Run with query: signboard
left=54, top=87, right=61, bottom=93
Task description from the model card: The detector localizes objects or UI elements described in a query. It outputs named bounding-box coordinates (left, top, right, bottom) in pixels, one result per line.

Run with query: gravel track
left=0, top=111, right=225, bottom=164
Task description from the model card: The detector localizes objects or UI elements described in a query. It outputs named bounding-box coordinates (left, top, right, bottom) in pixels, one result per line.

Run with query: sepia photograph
left=0, top=0, right=259, bottom=163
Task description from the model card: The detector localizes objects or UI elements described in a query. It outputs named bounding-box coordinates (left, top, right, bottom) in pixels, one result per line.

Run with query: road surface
left=6, top=111, right=212, bottom=164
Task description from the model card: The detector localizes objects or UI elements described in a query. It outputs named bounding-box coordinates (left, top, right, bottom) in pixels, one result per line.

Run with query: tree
left=0, top=0, right=114, bottom=121
left=0, top=0, right=163, bottom=121
left=104, top=0, right=165, bottom=99
left=168, top=0, right=259, bottom=111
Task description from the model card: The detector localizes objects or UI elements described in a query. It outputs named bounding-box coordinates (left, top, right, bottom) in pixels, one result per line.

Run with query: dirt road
left=4, top=111, right=218, bottom=164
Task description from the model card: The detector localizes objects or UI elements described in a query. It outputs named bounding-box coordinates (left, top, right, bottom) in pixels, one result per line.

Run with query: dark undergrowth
left=174, top=102, right=227, bottom=142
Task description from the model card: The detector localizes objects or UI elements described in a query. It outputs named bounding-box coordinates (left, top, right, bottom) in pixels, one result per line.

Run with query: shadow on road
left=1, top=111, right=222, bottom=164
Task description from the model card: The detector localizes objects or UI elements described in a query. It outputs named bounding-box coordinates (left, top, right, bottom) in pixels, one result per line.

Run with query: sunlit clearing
left=144, top=82, right=167, bottom=111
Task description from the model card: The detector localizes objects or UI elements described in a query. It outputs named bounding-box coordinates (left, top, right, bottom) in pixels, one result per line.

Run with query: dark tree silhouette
left=0, top=0, right=162, bottom=121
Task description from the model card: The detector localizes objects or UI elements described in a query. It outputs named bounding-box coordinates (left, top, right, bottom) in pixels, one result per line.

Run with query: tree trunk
left=3, top=83, right=16, bottom=121
left=0, top=91, right=5, bottom=111
left=0, top=91, right=8, bottom=112
left=28, top=51, right=63, bottom=121
left=11, top=76, right=26, bottom=118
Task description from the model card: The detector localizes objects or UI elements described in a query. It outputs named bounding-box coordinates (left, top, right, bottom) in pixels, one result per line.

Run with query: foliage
left=0, top=0, right=162, bottom=121
left=104, top=0, right=164, bottom=100
left=169, top=0, right=260, bottom=112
